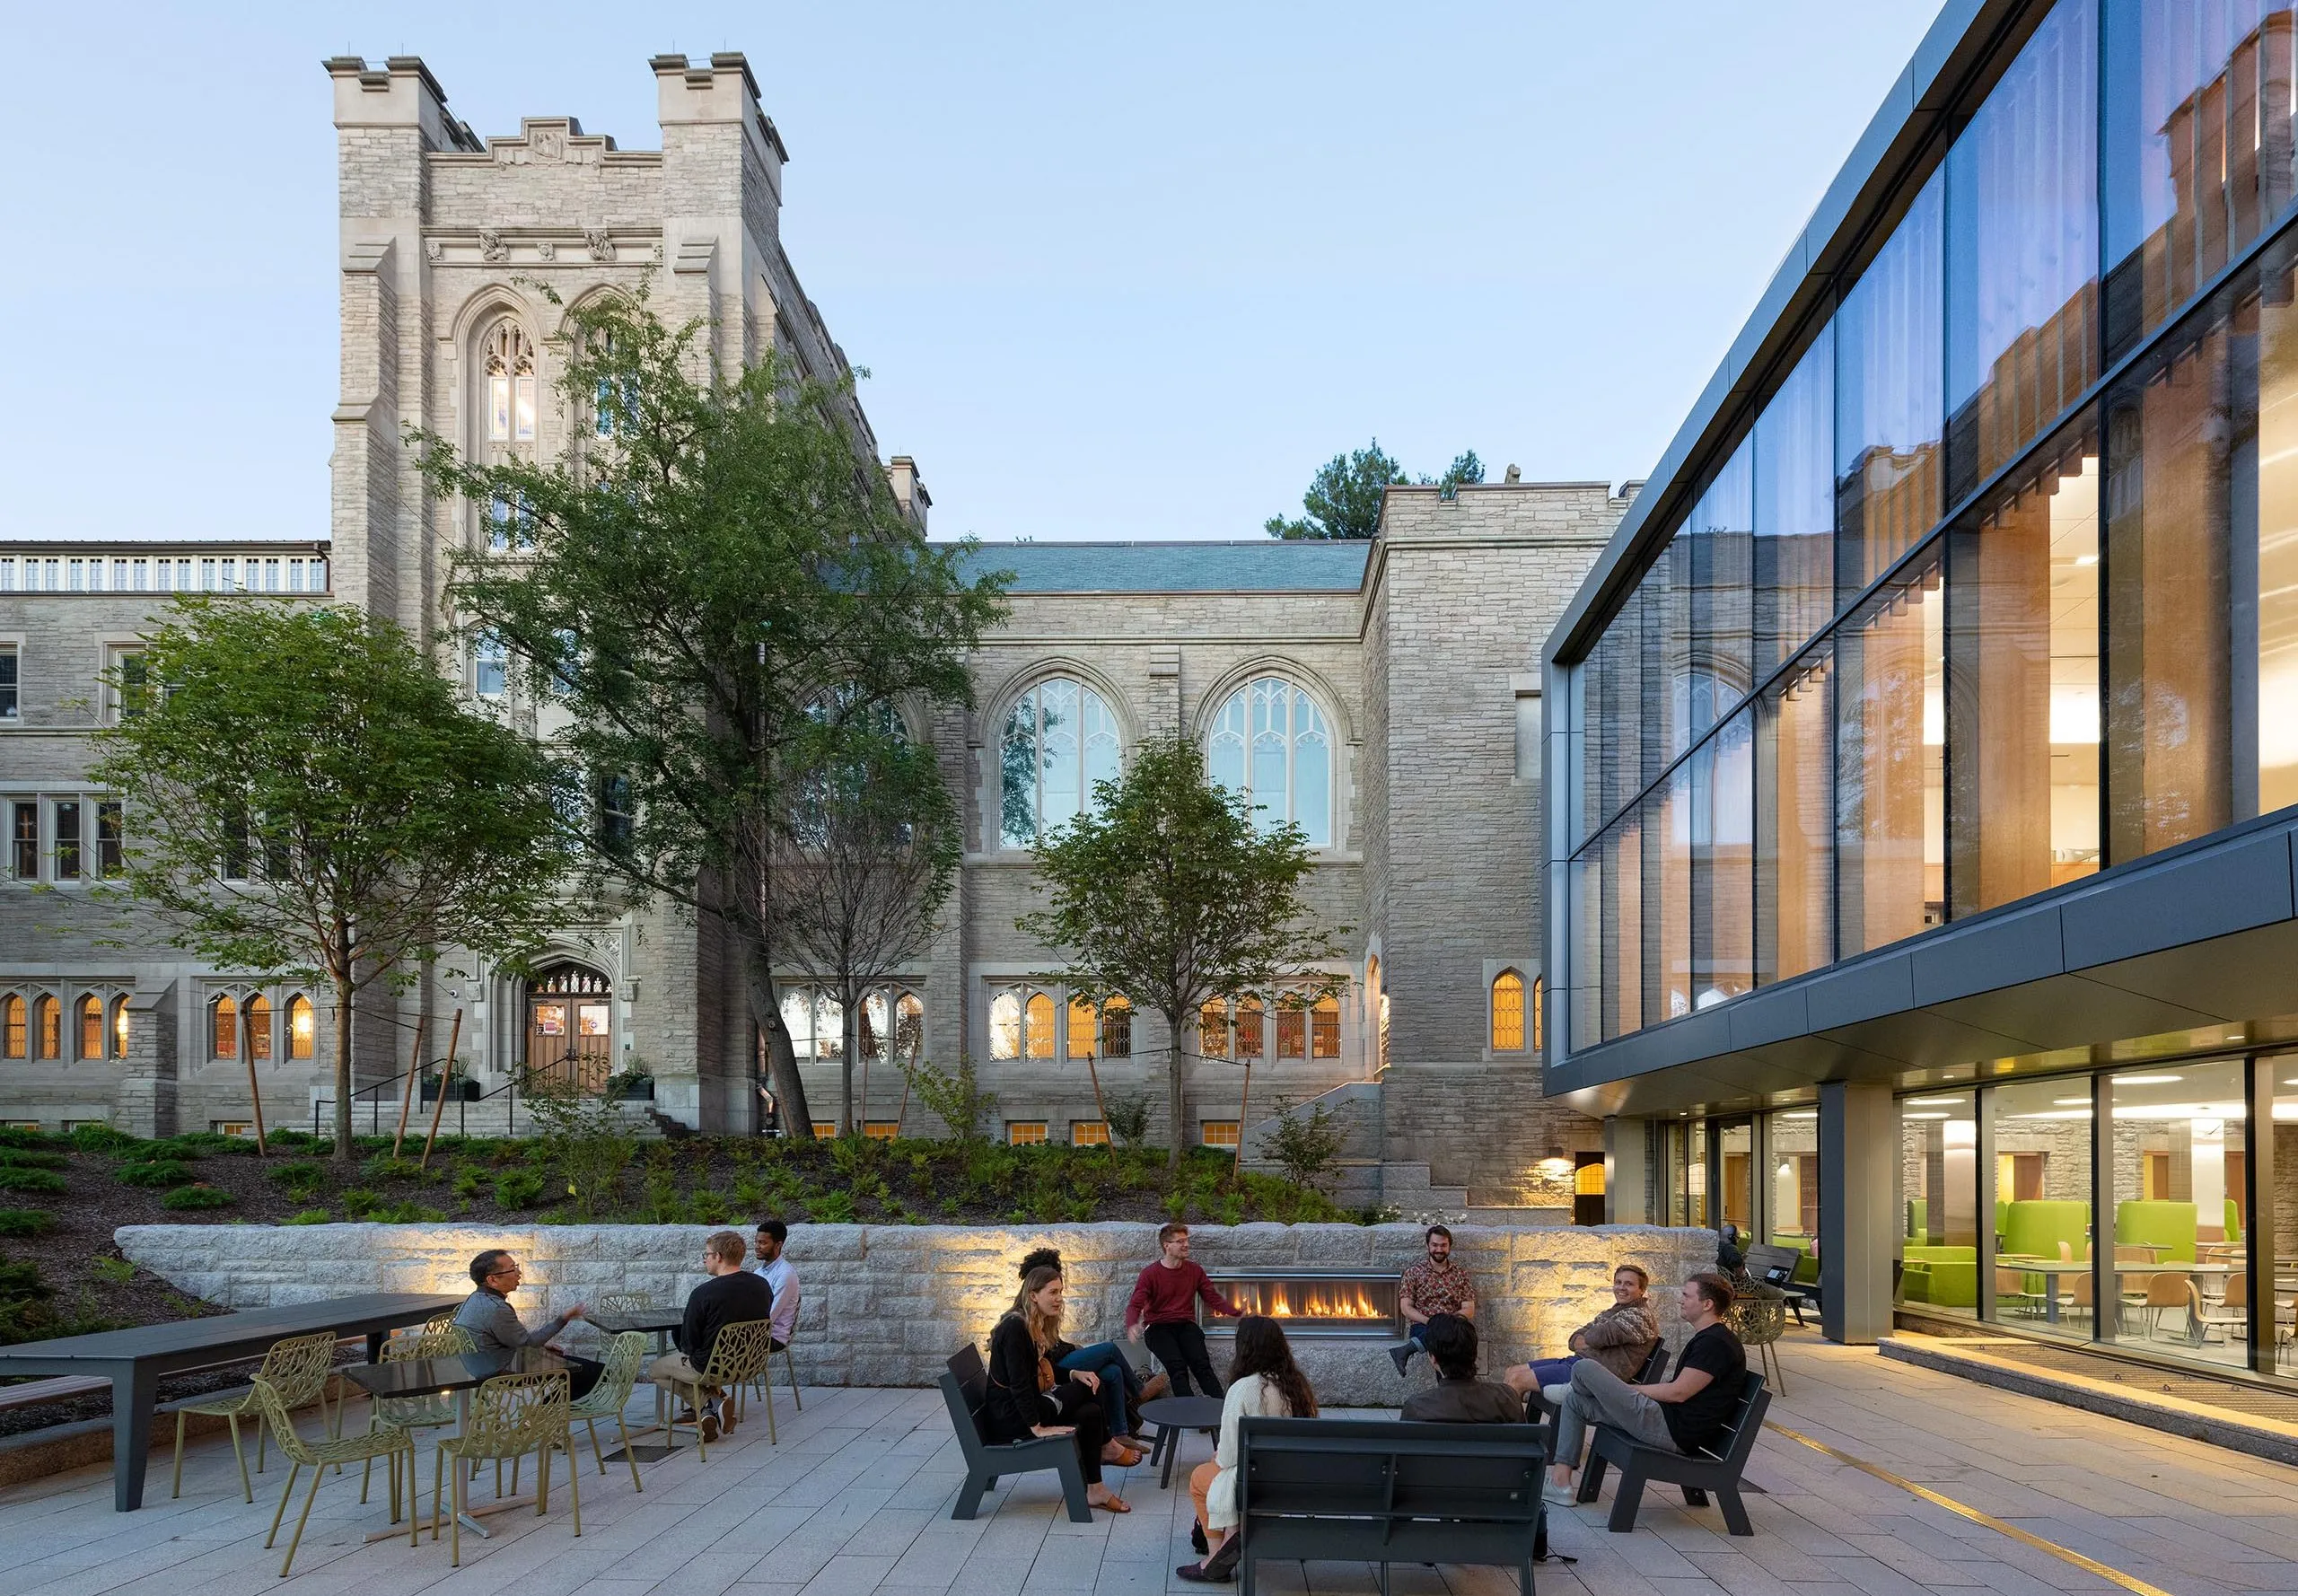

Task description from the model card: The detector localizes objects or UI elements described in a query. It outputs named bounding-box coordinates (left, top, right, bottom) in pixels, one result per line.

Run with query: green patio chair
left=359, top=1320, right=476, bottom=1513
left=248, top=1376, right=417, bottom=1578
left=171, top=1329, right=343, bottom=1504
left=569, top=1330, right=650, bottom=1492
left=432, top=1370, right=580, bottom=1567
left=662, top=1317, right=774, bottom=1458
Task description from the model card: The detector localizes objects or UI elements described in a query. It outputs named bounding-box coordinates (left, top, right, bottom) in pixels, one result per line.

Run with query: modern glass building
left=1543, top=0, right=2298, bottom=1382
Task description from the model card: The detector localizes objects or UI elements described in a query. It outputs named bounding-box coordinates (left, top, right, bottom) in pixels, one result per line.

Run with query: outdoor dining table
left=338, top=1343, right=569, bottom=1542
left=0, top=1291, right=461, bottom=1511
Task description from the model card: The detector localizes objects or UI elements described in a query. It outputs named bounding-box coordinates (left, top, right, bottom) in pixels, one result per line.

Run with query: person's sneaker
left=718, top=1398, right=738, bottom=1434
left=1542, top=1481, right=1576, bottom=1507
left=698, top=1409, right=722, bottom=1443
left=1389, top=1343, right=1413, bottom=1377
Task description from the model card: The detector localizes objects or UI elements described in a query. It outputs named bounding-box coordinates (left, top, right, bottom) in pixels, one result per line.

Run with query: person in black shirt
left=650, top=1230, right=776, bottom=1441
left=1543, top=1272, right=1746, bottom=1506
left=1400, top=1315, right=1524, bottom=1425
left=984, top=1265, right=1131, bottom=1513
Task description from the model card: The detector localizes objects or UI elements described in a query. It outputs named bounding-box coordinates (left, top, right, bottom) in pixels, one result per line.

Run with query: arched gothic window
left=484, top=322, right=537, bottom=445
left=1531, top=976, right=1544, bottom=1053
left=1492, top=970, right=1526, bottom=1052
left=246, top=994, right=273, bottom=1060
left=2, top=995, right=22, bottom=1059
left=999, top=678, right=1120, bottom=848
left=75, top=995, right=102, bottom=1061
left=110, top=995, right=130, bottom=1059
left=1207, top=678, right=1333, bottom=846
left=211, top=995, right=237, bottom=1059
left=33, top=995, right=59, bottom=1060
left=287, top=995, right=314, bottom=1059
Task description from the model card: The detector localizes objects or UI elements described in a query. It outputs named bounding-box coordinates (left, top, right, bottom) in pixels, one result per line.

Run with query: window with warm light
left=1201, top=1121, right=1241, bottom=1149
left=1531, top=976, right=1544, bottom=1052
left=1198, top=998, right=1229, bottom=1058
left=75, top=995, right=101, bottom=1061
left=287, top=995, right=314, bottom=1059
left=1006, top=1121, right=1049, bottom=1146
left=246, top=994, right=273, bottom=1060
left=211, top=995, right=237, bottom=1059
left=1, top=995, right=22, bottom=1058
left=1071, top=1120, right=1110, bottom=1147
left=864, top=1121, right=899, bottom=1141
left=1311, top=994, right=1341, bottom=1058
left=110, top=995, right=129, bottom=1059
left=1491, top=970, right=1525, bottom=1051
left=1066, top=995, right=1100, bottom=1060
left=1025, top=992, right=1057, bottom=1060
left=34, top=995, right=59, bottom=1060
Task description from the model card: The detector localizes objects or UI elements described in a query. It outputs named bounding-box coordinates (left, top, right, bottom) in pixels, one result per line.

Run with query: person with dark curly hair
left=1177, top=1315, right=1318, bottom=1583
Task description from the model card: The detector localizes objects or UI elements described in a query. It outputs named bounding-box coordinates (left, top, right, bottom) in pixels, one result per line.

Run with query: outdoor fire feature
left=1197, top=1269, right=1403, bottom=1337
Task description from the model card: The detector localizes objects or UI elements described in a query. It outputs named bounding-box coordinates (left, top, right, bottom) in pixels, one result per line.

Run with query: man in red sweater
left=1125, top=1223, right=1239, bottom=1398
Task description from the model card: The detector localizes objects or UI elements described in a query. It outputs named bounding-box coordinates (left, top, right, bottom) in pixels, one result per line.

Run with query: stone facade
left=115, top=1219, right=1719, bottom=1405
left=2, top=49, right=1627, bottom=1203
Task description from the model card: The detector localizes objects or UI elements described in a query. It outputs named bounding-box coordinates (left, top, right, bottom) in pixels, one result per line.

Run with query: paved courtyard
left=5, top=1331, right=2298, bottom=1596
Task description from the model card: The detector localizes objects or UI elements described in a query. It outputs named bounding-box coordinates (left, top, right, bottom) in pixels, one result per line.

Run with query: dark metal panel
left=1908, top=904, right=2063, bottom=1006
left=1804, top=952, right=1916, bottom=1030
left=1725, top=986, right=1811, bottom=1051
left=1924, top=972, right=2220, bottom=1053
left=2060, top=832, right=2295, bottom=969
left=2074, top=918, right=2298, bottom=1024
left=1813, top=1008, right=2034, bottom=1072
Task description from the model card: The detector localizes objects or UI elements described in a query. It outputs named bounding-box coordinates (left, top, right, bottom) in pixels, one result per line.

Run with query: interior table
left=1995, top=1258, right=2235, bottom=1324
left=1138, top=1394, right=1224, bottom=1489
left=0, top=1291, right=462, bottom=1511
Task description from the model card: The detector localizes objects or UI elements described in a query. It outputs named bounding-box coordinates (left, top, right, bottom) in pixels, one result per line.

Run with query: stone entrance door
left=525, top=963, right=612, bottom=1091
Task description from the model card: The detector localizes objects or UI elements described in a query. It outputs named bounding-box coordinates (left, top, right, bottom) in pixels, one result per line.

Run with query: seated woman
left=1020, top=1247, right=1162, bottom=1449
left=985, top=1265, right=1136, bottom=1512
left=1504, top=1263, right=1660, bottom=1403
left=1178, top=1315, right=1317, bottom=1583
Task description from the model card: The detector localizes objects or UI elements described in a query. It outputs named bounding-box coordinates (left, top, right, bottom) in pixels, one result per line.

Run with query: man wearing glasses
left=456, top=1250, right=602, bottom=1397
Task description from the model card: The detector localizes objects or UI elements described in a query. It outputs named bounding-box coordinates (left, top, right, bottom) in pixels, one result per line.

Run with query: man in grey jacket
left=456, top=1250, right=601, bottom=1397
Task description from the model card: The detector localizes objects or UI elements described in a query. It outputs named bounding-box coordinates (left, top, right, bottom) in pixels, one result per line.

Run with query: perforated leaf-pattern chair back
left=173, top=1329, right=341, bottom=1504
left=433, top=1372, right=580, bottom=1565
left=247, top=1377, right=418, bottom=1576
left=571, top=1331, right=648, bottom=1419
left=374, top=1320, right=474, bottom=1430
left=703, top=1318, right=773, bottom=1389
left=599, top=1293, right=663, bottom=1315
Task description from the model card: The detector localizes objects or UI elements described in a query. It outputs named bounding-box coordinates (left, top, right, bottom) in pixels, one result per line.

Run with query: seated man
left=455, top=1249, right=601, bottom=1398
left=1391, top=1223, right=1477, bottom=1376
left=1504, top=1263, right=1660, bottom=1403
left=651, top=1229, right=776, bottom=1441
left=1400, top=1315, right=1523, bottom=1424
left=1544, top=1272, right=1746, bottom=1506
left=754, top=1218, right=801, bottom=1353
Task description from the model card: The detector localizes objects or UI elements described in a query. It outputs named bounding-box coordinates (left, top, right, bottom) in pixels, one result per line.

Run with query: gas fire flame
left=1228, top=1281, right=1390, bottom=1320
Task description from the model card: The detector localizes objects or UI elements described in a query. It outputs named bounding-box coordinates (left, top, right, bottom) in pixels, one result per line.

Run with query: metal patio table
left=1995, top=1257, right=2235, bottom=1324
left=585, top=1307, right=686, bottom=1458
left=0, top=1291, right=461, bottom=1511
left=1138, top=1394, right=1224, bottom=1489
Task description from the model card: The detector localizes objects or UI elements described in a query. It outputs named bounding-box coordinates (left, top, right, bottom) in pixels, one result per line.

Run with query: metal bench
left=1573, top=1371, right=1769, bottom=1535
left=0, top=1375, right=111, bottom=1410
left=1525, top=1337, right=1668, bottom=1421
left=1234, top=1416, right=1549, bottom=1596
left=936, top=1345, right=1092, bottom=1524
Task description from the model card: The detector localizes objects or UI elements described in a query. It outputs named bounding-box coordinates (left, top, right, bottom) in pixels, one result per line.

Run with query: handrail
left=310, top=1055, right=471, bottom=1140
left=311, top=1052, right=626, bottom=1142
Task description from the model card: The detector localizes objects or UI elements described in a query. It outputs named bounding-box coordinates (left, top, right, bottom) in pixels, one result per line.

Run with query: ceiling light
left=2054, top=1097, right=2090, bottom=1107
left=2116, top=1074, right=2182, bottom=1085
left=2074, top=553, right=2098, bottom=566
left=1903, top=1111, right=1948, bottom=1120
left=1907, top=1096, right=1964, bottom=1105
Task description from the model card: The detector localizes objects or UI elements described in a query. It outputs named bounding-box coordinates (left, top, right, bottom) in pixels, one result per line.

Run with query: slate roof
left=944, top=539, right=1371, bottom=593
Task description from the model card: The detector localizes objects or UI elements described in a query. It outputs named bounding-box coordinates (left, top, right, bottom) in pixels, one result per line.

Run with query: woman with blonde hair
left=982, top=1264, right=1136, bottom=1512
left=1178, top=1314, right=1318, bottom=1583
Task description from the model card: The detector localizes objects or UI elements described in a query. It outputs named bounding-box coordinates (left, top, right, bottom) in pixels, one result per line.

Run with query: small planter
left=420, top=1078, right=479, bottom=1103
left=616, top=1079, right=655, bottom=1102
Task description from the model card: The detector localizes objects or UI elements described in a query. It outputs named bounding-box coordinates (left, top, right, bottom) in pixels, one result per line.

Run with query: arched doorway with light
left=524, top=962, right=614, bottom=1091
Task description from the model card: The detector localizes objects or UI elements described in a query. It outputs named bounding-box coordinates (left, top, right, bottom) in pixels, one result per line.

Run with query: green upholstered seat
left=2115, top=1200, right=2198, bottom=1263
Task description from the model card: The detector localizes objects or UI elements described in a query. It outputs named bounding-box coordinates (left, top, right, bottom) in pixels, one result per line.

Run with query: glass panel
left=247, top=995, right=272, bottom=1061
left=1839, top=167, right=1946, bottom=599
left=1767, top=1109, right=1821, bottom=1249
left=1717, top=1121, right=1755, bottom=1235
left=488, top=373, right=511, bottom=443
left=1989, top=1074, right=2098, bottom=1341
left=1235, top=995, right=1265, bottom=1059
left=999, top=688, right=1039, bottom=848
left=1582, top=585, right=1644, bottom=846
left=1083, top=687, right=1121, bottom=810
left=1025, top=992, right=1056, bottom=1060
left=1692, top=709, right=1754, bottom=1009
left=1947, top=419, right=2101, bottom=917
left=1250, top=680, right=1287, bottom=834
left=1294, top=689, right=1331, bottom=845
left=1592, top=808, right=1644, bottom=1042
left=1199, top=999, right=1228, bottom=1058
left=288, top=995, right=313, bottom=1059
left=1650, top=771, right=1693, bottom=1023
left=1569, top=843, right=1605, bottom=1052
left=1835, top=549, right=1945, bottom=955
left=2106, top=1057, right=2250, bottom=1369
left=1688, top=440, right=1756, bottom=738
left=1756, top=647, right=1834, bottom=985
left=1492, top=972, right=1525, bottom=1051
left=212, top=996, right=236, bottom=1059
left=513, top=373, right=537, bottom=442
left=1311, top=995, right=1341, bottom=1057
left=987, top=989, right=1020, bottom=1061
left=1208, top=690, right=1246, bottom=801
left=813, top=992, right=844, bottom=1059
left=1066, top=996, right=1099, bottom=1059
left=1276, top=1004, right=1306, bottom=1058
left=110, top=996, right=128, bottom=1059
left=2264, top=250, right=2298, bottom=815
left=53, top=801, right=80, bottom=881
left=1102, top=997, right=1131, bottom=1057
left=1947, top=0, right=2101, bottom=504
left=2272, top=1056, right=2297, bottom=1369
left=1756, top=329, right=1836, bottom=673
left=1039, top=680, right=1082, bottom=834
left=1638, top=552, right=1685, bottom=786
left=1898, top=1091, right=1980, bottom=1320
left=2104, top=1, right=2298, bottom=359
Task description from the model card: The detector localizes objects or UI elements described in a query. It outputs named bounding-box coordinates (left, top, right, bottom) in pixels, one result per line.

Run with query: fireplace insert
left=1197, top=1269, right=1404, bottom=1338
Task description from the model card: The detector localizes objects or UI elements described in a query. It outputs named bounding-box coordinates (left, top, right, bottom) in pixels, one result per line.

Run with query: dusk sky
left=4, top=3, right=1943, bottom=546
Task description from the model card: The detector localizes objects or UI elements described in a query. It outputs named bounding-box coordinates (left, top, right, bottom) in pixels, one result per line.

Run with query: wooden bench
left=1573, top=1371, right=1769, bottom=1535
left=936, top=1345, right=1092, bottom=1524
left=1235, top=1416, right=1549, bottom=1596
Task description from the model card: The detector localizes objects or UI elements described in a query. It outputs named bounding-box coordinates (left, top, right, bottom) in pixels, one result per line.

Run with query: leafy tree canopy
left=1264, top=441, right=1487, bottom=539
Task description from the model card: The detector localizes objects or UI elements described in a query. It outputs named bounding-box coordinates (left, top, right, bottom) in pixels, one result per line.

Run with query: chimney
left=887, top=457, right=930, bottom=532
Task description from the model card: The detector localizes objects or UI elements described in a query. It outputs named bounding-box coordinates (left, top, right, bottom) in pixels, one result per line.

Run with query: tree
left=1433, top=450, right=1485, bottom=496
left=1020, top=738, right=1346, bottom=1173
left=87, top=600, right=568, bottom=1160
left=413, top=284, right=1005, bottom=1140
left=771, top=704, right=960, bottom=1135
left=1264, top=439, right=1408, bottom=539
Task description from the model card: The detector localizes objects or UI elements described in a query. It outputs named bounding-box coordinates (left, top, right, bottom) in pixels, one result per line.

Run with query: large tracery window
left=1000, top=678, right=1121, bottom=848
left=485, top=322, right=538, bottom=445
left=1207, top=678, right=1333, bottom=846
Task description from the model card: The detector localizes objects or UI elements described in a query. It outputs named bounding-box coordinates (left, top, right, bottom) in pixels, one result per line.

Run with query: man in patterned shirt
left=1391, top=1223, right=1477, bottom=1377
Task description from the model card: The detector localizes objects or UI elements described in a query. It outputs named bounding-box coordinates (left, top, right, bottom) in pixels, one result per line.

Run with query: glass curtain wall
left=1766, top=1109, right=1820, bottom=1250
left=1716, top=1120, right=1754, bottom=1236
left=2274, top=1058, right=2297, bottom=1372
left=1840, top=169, right=1946, bottom=597
left=2107, top=1060, right=2250, bottom=1369
left=1836, top=553, right=1945, bottom=952
left=1899, top=1092, right=1979, bottom=1320
left=1988, top=1075, right=2099, bottom=1340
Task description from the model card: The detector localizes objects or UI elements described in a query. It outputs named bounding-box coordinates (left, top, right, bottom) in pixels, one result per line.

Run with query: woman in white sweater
left=1179, top=1315, right=1318, bottom=1583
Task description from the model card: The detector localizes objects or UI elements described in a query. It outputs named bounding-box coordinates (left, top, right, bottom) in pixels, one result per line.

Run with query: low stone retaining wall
left=118, top=1221, right=1719, bottom=1405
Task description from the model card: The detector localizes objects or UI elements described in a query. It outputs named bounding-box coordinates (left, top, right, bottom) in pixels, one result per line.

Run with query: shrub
left=267, top=1159, right=328, bottom=1196
left=338, top=1187, right=381, bottom=1218
left=68, top=1124, right=141, bottom=1154
left=451, top=1165, right=485, bottom=1200
left=0, top=1209, right=57, bottom=1238
left=283, top=1208, right=334, bottom=1226
left=1255, top=1098, right=1347, bottom=1192
left=0, top=1167, right=67, bottom=1194
left=361, top=1154, right=426, bottom=1184
left=172, top=1131, right=257, bottom=1157
left=137, top=1137, right=206, bottom=1162
left=117, top=1160, right=196, bottom=1188
left=90, top=1257, right=136, bottom=1285
left=160, top=1184, right=234, bottom=1211
left=1102, top=1092, right=1153, bottom=1150
left=805, top=1189, right=856, bottom=1223
left=493, top=1170, right=546, bottom=1210
left=370, top=1201, right=445, bottom=1223
left=0, top=1148, right=67, bottom=1170
left=900, top=1058, right=997, bottom=1144
left=0, top=1126, right=61, bottom=1152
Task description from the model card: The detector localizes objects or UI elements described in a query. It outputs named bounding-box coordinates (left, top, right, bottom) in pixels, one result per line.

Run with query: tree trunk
left=842, top=982, right=862, bottom=1137
left=742, top=941, right=814, bottom=1139
left=1164, top=1008, right=1188, bottom=1177
left=241, top=1003, right=268, bottom=1156
left=331, top=975, right=355, bottom=1160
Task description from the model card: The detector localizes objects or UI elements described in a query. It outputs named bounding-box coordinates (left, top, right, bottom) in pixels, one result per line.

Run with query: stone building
left=0, top=51, right=1622, bottom=1206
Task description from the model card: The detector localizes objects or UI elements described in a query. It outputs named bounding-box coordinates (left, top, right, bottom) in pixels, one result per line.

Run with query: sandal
left=1092, top=1492, right=1131, bottom=1513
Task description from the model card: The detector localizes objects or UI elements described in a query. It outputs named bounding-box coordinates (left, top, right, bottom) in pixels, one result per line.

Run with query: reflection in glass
left=1756, top=649, right=1833, bottom=985
left=2273, top=1059, right=2296, bottom=1367
left=1638, top=553, right=1686, bottom=785
left=1687, top=440, right=1756, bottom=741
left=1839, top=168, right=1944, bottom=597
left=2104, top=1, right=2298, bottom=358
left=1002, top=679, right=1121, bottom=848
left=1209, top=679, right=1333, bottom=845
left=1947, top=0, right=2100, bottom=502
left=2256, top=252, right=2298, bottom=815
left=1947, top=422, right=2101, bottom=916
left=1989, top=1075, right=2096, bottom=1341
left=1766, top=1110, right=1820, bottom=1248
left=1692, top=710, right=1754, bottom=1009
left=1579, top=594, right=1643, bottom=846
left=1835, top=552, right=1944, bottom=956
left=2106, top=1059, right=2250, bottom=1369
left=1756, top=329, right=1835, bottom=672
left=1899, top=1092, right=1978, bottom=1322
left=1578, top=809, right=1643, bottom=1046
left=1717, top=1122, right=1754, bottom=1235
left=1652, top=772, right=1693, bottom=1023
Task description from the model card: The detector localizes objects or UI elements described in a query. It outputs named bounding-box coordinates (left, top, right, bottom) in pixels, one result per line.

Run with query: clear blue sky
left=2, top=3, right=1943, bottom=546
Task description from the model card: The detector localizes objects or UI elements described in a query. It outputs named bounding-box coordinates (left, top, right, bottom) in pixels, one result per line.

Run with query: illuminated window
left=1311, top=995, right=1341, bottom=1058
left=34, top=995, right=60, bottom=1059
left=75, top=995, right=101, bottom=1061
left=1066, top=995, right=1100, bottom=1060
left=989, top=986, right=1057, bottom=1060
left=1206, top=677, right=1335, bottom=845
left=1102, top=997, right=1131, bottom=1058
left=864, top=1121, right=899, bottom=1141
left=1025, top=992, right=1057, bottom=1060
left=1276, top=1002, right=1306, bottom=1059
left=2, top=995, right=23, bottom=1058
left=1006, top=1121, right=1049, bottom=1146
left=244, top=994, right=272, bottom=1060
left=1198, top=999, right=1229, bottom=1058
left=110, top=995, right=129, bottom=1059
left=999, top=678, right=1121, bottom=848
left=813, top=1123, right=837, bottom=1140
left=1235, top=995, right=1265, bottom=1060
left=1531, top=976, right=1544, bottom=1053
left=1201, top=1121, right=1241, bottom=1149
left=1072, top=1120, right=1110, bottom=1146
left=211, top=995, right=237, bottom=1059
left=988, top=988, right=1022, bottom=1060
left=1491, top=970, right=1525, bottom=1052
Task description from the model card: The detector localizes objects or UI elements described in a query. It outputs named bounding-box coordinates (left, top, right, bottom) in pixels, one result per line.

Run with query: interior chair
left=2139, top=1274, right=2189, bottom=1340
left=568, top=1330, right=650, bottom=1493
left=1993, top=1268, right=2043, bottom=1319
left=361, top=1320, right=475, bottom=1512
left=248, top=1376, right=417, bottom=1578
left=171, top=1329, right=343, bottom=1504
left=2187, top=1272, right=2247, bottom=1346
left=662, top=1318, right=774, bottom=1458
left=432, top=1370, right=581, bottom=1567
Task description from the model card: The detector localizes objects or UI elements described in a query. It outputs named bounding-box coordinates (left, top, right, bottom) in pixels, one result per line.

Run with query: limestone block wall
left=117, top=1220, right=1716, bottom=1406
